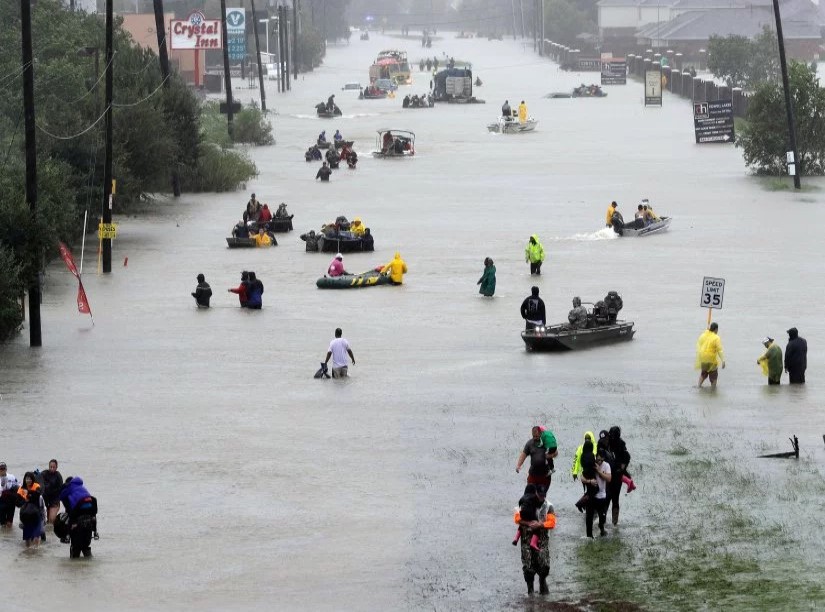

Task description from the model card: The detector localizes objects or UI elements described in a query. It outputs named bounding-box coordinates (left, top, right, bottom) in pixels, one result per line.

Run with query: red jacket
left=259, top=206, right=272, bottom=223
left=229, top=283, right=248, bottom=304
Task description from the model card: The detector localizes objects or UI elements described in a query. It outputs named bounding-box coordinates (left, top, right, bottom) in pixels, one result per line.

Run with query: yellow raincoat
left=605, top=204, right=617, bottom=226
left=381, top=252, right=408, bottom=283
left=695, top=329, right=724, bottom=371
left=525, top=235, right=545, bottom=263
left=518, top=101, right=527, bottom=123
left=252, top=232, right=272, bottom=247
left=351, top=217, right=365, bottom=236
left=571, top=431, right=597, bottom=477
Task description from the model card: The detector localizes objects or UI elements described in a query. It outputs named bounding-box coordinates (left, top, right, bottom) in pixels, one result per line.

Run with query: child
left=537, top=426, right=557, bottom=472
left=598, top=430, right=636, bottom=494
left=512, top=485, right=552, bottom=550
left=575, top=439, right=598, bottom=512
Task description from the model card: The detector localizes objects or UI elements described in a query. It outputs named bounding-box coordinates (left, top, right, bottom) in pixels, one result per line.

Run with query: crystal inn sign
left=170, top=11, right=223, bottom=50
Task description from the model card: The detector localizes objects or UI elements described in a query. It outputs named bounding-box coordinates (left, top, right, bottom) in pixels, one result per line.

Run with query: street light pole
left=772, top=0, right=801, bottom=188
left=102, top=0, right=114, bottom=273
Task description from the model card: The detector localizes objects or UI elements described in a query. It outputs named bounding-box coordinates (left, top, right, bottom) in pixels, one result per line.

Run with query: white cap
left=335, top=253, right=343, bottom=259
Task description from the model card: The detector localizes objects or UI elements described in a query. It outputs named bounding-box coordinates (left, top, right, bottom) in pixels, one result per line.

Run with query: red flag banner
left=58, top=241, right=79, bottom=279
left=77, top=280, right=91, bottom=315
left=57, top=241, right=93, bottom=319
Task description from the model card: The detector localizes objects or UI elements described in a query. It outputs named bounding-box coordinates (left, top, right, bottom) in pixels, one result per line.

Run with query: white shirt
left=595, top=461, right=611, bottom=499
left=328, top=338, right=351, bottom=368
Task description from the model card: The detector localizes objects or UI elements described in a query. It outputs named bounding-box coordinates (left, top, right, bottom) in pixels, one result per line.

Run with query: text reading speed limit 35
left=700, top=276, right=725, bottom=309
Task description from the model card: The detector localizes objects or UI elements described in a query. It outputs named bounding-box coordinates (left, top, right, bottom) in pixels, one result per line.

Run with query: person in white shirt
left=0, top=464, right=18, bottom=527
left=324, top=328, right=355, bottom=378
left=581, top=448, right=612, bottom=537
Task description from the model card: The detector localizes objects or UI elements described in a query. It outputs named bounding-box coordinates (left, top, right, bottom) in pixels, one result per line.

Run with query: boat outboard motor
left=604, top=291, right=623, bottom=323
left=611, top=211, right=625, bottom=235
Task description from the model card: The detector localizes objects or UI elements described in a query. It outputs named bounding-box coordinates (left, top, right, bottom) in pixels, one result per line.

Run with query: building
left=598, top=0, right=824, bottom=60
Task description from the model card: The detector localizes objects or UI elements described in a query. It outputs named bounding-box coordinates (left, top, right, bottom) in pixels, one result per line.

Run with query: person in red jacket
left=258, top=204, right=272, bottom=225
left=228, top=271, right=250, bottom=307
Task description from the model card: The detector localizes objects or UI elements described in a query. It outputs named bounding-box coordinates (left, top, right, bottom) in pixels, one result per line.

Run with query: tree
left=707, top=26, right=779, bottom=89
left=544, top=0, right=593, bottom=48
left=737, top=61, right=825, bottom=176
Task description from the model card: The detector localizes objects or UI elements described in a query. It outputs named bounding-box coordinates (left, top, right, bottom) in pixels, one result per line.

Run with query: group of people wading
left=512, top=425, right=634, bottom=595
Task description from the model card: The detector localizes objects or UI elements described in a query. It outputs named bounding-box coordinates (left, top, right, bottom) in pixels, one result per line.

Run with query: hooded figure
left=192, top=274, right=212, bottom=308
left=316, top=162, right=332, bottom=181
left=696, top=322, right=725, bottom=387
left=571, top=431, right=597, bottom=480
left=334, top=129, right=343, bottom=142
left=757, top=337, right=783, bottom=385
left=328, top=254, right=348, bottom=277
left=520, top=286, right=546, bottom=329
left=518, top=100, right=527, bottom=123
left=228, top=271, right=251, bottom=307
left=351, top=217, right=365, bottom=236
left=259, top=204, right=273, bottom=224
left=568, top=297, right=588, bottom=328
left=785, top=327, right=807, bottom=384
left=246, top=272, right=264, bottom=309
left=59, top=477, right=97, bottom=558
left=477, top=257, right=496, bottom=297
left=525, top=235, right=545, bottom=275
left=605, top=201, right=618, bottom=227
left=381, top=252, right=408, bottom=284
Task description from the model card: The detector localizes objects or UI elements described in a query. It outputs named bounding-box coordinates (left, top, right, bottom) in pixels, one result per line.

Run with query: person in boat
left=605, top=201, right=618, bottom=227
left=347, top=149, right=358, bottom=168
left=192, top=273, right=212, bottom=308
left=568, top=297, right=588, bottom=328
left=403, top=94, right=411, bottom=108
left=642, top=199, right=660, bottom=222
left=246, top=271, right=263, bottom=309
left=634, top=204, right=646, bottom=227
left=258, top=204, right=273, bottom=225
left=525, top=235, right=545, bottom=275
left=520, top=286, right=546, bottom=330
left=501, top=100, right=511, bottom=119
left=603, top=291, right=623, bottom=323
left=381, top=251, right=408, bottom=284
left=518, top=100, right=528, bottom=124
left=316, top=161, right=332, bottom=182
left=275, top=203, right=290, bottom=219
left=334, top=130, right=343, bottom=142
left=361, top=227, right=374, bottom=250
left=252, top=227, right=273, bottom=248
left=757, top=337, right=783, bottom=385
left=318, top=130, right=327, bottom=144
left=326, top=94, right=336, bottom=112
left=228, top=271, right=250, bottom=307
left=382, top=131, right=394, bottom=153
left=327, top=253, right=349, bottom=278
left=351, top=217, right=366, bottom=237
left=232, top=220, right=249, bottom=239
left=247, top=193, right=258, bottom=210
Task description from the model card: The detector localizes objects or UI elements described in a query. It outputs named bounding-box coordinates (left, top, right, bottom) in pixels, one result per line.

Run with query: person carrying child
left=512, top=484, right=554, bottom=595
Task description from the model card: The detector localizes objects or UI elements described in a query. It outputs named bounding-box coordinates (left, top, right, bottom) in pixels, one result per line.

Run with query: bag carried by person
left=314, top=362, right=331, bottom=379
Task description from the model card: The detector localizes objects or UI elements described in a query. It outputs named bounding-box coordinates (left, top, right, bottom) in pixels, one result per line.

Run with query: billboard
left=693, top=100, right=735, bottom=144
left=226, top=7, right=247, bottom=62
left=644, top=69, right=662, bottom=106
left=601, top=59, right=627, bottom=85
left=170, top=11, right=222, bottom=50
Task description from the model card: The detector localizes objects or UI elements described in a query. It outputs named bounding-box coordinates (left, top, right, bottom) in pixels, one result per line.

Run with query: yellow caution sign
left=98, top=222, right=118, bottom=240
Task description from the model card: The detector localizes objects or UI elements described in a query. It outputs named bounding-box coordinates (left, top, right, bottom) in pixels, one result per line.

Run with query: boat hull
left=488, top=119, right=538, bottom=134
left=226, top=233, right=278, bottom=248
left=521, top=321, right=635, bottom=351
left=316, top=270, right=394, bottom=289
left=315, top=235, right=374, bottom=253
left=615, top=216, right=671, bottom=237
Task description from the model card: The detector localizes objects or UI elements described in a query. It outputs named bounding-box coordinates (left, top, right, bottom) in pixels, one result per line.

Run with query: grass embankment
left=569, top=397, right=825, bottom=611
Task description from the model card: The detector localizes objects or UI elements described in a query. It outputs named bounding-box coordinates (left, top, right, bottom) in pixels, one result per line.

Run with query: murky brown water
left=1, top=30, right=824, bottom=611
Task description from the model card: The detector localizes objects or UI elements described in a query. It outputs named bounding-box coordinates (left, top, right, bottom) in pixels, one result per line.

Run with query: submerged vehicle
left=611, top=211, right=671, bottom=237
left=373, top=78, right=398, bottom=92
left=316, top=269, right=394, bottom=289
left=372, top=129, right=415, bottom=158
left=487, top=117, right=538, bottom=133
left=522, top=292, right=634, bottom=351
left=342, top=82, right=362, bottom=90
left=360, top=85, right=388, bottom=99
left=573, top=85, right=607, bottom=98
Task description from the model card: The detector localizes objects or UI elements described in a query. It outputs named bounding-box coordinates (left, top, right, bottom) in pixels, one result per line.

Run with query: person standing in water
left=192, top=274, right=212, bottom=308
left=757, top=337, right=783, bottom=385
left=525, top=235, right=545, bottom=275
left=696, top=322, right=725, bottom=388
left=381, top=252, right=408, bottom=284
left=605, top=201, right=618, bottom=227
left=324, top=328, right=355, bottom=378
left=477, top=257, right=496, bottom=297
left=785, top=327, right=807, bottom=384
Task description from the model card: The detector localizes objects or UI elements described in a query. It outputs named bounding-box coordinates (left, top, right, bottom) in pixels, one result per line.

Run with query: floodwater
left=2, top=32, right=825, bottom=611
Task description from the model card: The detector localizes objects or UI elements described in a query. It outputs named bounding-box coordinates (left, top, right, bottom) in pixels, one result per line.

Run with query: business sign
left=644, top=69, right=662, bottom=106
left=700, top=277, right=725, bottom=309
left=171, top=11, right=222, bottom=50
left=575, top=58, right=602, bottom=71
left=693, top=100, right=735, bottom=144
left=601, top=59, right=627, bottom=85
left=226, top=7, right=246, bottom=62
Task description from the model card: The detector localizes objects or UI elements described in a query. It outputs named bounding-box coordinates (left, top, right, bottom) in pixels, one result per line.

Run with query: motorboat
left=316, top=269, right=394, bottom=289
left=487, top=117, right=538, bottom=134
left=315, top=102, right=342, bottom=118
left=360, top=86, right=388, bottom=99
left=612, top=214, right=671, bottom=237
left=372, top=129, right=415, bottom=158
left=402, top=94, right=434, bottom=108
left=572, top=85, right=607, bottom=98
left=522, top=320, right=635, bottom=351
left=226, top=232, right=278, bottom=248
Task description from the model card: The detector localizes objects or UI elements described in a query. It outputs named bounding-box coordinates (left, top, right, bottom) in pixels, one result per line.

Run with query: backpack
left=19, top=501, right=40, bottom=526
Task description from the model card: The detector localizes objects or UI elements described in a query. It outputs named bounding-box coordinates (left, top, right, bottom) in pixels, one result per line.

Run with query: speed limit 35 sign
left=700, top=277, right=725, bottom=309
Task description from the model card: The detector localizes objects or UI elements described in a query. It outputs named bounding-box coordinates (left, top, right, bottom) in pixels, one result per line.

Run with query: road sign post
left=700, top=276, right=725, bottom=325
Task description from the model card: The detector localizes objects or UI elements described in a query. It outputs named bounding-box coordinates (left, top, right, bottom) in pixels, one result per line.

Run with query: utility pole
left=250, top=0, right=266, bottom=111
left=152, top=0, right=180, bottom=196
left=772, top=0, right=801, bottom=188
left=102, top=0, right=114, bottom=273
left=519, top=0, right=525, bottom=38
left=220, top=0, right=235, bottom=138
left=21, top=0, right=41, bottom=346
left=293, top=0, right=299, bottom=80
left=511, top=0, right=517, bottom=39
left=284, top=12, right=291, bottom=90
left=539, top=0, right=544, bottom=56
left=278, top=6, right=287, bottom=92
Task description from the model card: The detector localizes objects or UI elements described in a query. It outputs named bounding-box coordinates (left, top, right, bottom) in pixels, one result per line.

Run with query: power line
left=113, top=74, right=169, bottom=107
left=36, top=105, right=110, bottom=140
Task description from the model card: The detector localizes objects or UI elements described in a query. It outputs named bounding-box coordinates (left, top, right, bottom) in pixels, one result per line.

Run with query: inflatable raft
left=316, top=269, right=394, bottom=289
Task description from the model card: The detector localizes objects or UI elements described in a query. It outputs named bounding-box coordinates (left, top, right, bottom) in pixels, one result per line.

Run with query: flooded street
left=2, top=32, right=825, bottom=610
